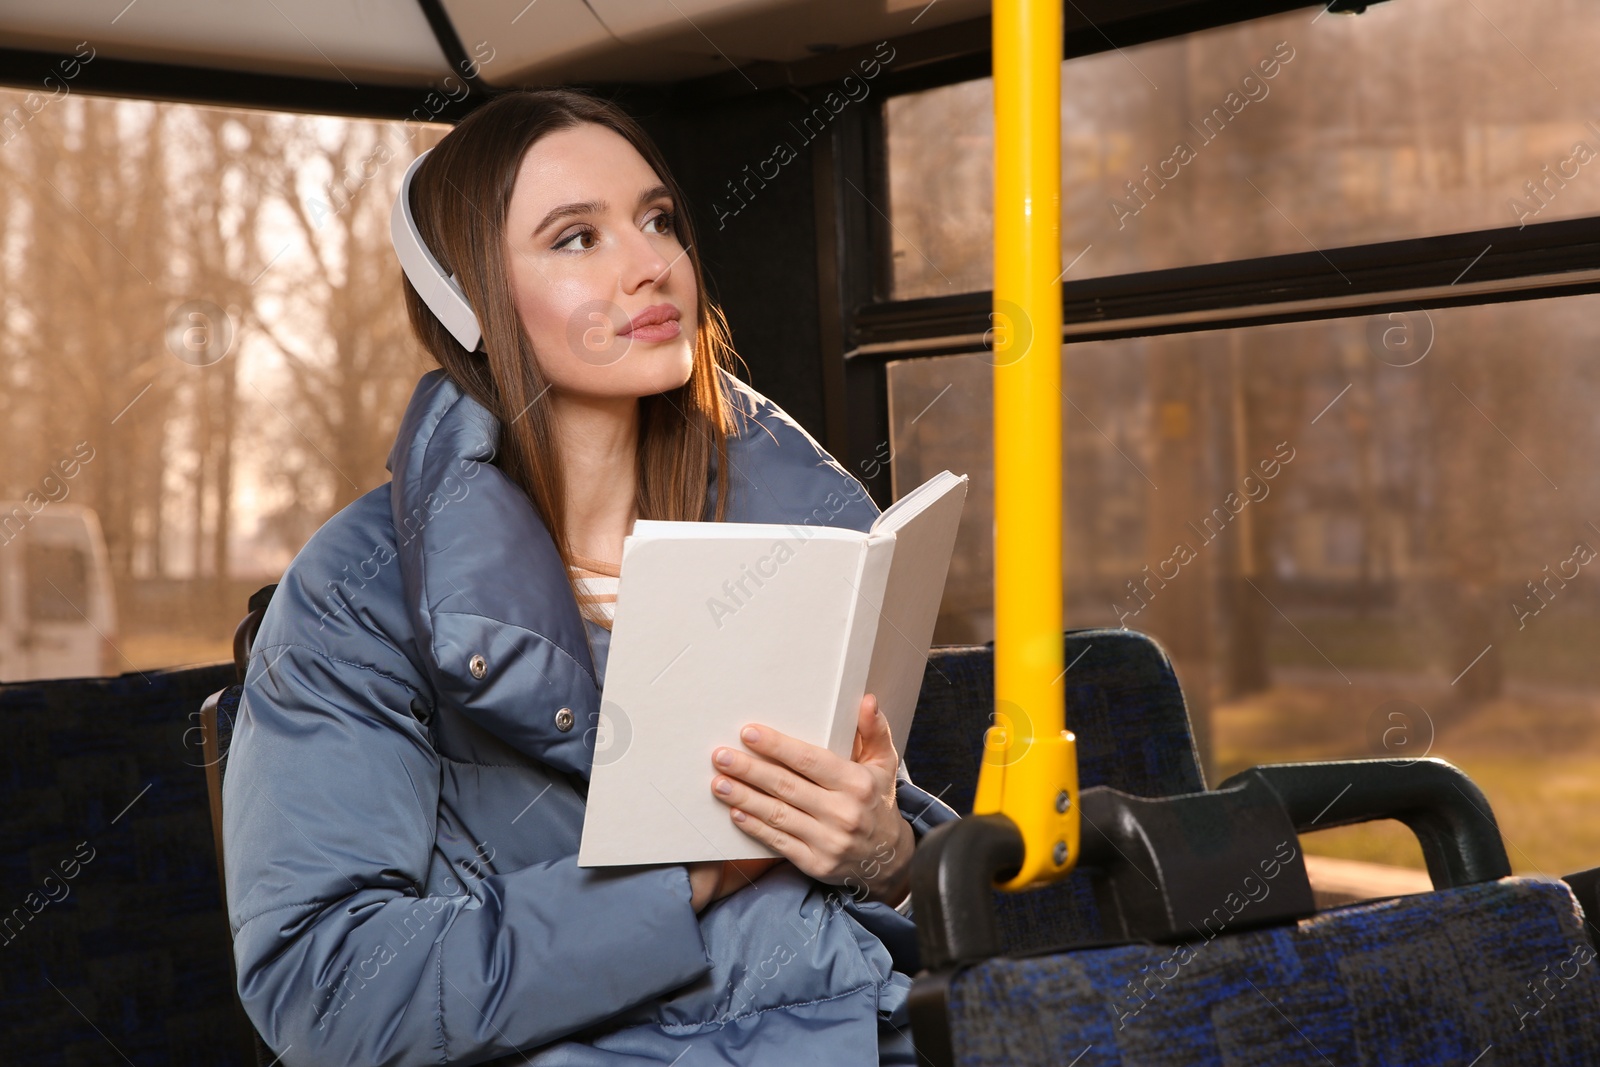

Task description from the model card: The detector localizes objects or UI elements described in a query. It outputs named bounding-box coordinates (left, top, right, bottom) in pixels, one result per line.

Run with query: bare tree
left=248, top=120, right=437, bottom=526
left=0, top=93, right=179, bottom=582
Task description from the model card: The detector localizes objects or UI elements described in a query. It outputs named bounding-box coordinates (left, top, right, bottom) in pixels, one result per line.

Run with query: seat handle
left=911, top=757, right=1511, bottom=971
left=232, top=583, right=278, bottom=683
left=1220, top=757, right=1512, bottom=890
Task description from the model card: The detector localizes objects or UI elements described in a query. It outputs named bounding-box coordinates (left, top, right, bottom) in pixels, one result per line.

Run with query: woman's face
left=502, top=122, right=697, bottom=401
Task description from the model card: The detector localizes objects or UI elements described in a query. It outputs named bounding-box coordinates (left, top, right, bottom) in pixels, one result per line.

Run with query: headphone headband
left=390, top=149, right=484, bottom=353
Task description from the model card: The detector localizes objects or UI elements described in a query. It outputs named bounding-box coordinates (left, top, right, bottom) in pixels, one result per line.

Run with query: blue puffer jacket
left=222, top=368, right=960, bottom=1066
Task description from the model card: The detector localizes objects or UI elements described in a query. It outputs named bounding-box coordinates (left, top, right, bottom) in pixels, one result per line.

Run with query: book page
left=861, top=471, right=969, bottom=760
left=872, top=468, right=966, bottom=536
left=824, top=537, right=895, bottom=759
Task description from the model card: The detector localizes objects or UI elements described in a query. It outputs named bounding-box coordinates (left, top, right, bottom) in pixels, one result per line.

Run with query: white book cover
left=578, top=470, right=968, bottom=866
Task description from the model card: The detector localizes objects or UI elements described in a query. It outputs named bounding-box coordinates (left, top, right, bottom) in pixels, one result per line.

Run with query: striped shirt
left=569, top=552, right=621, bottom=628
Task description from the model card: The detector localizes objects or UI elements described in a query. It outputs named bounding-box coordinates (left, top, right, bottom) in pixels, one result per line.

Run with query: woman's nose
left=619, top=230, right=675, bottom=294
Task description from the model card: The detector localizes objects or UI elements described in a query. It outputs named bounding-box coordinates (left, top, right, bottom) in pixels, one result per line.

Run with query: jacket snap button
left=468, top=654, right=487, bottom=680
left=554, top=707, right=575, bottom=732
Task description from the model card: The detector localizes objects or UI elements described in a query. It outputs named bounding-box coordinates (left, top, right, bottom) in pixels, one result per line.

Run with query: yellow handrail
left=970, top=0, right=1080, bottom=890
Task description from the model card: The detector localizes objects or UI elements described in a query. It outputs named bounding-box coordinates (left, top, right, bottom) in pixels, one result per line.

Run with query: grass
left=115, top=631, right=234, bottom=674
left=1211, top=678, right=1600, bottom=876
left=1266, top=610, right=1600, bottom=690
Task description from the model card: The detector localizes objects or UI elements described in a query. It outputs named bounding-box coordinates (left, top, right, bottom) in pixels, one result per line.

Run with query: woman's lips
left=621, top=304, right=681, bottom=343
left=626, top=321, right=681, bottom=343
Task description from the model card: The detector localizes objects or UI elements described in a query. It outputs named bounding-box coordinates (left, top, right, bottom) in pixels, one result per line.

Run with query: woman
left=221, top=88, right=959, bottom=1066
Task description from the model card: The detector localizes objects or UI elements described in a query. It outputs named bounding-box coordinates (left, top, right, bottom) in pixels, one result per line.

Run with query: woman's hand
left=709, top=692, right=914, bottom=905
left=686, top=858, right=783, bottom=913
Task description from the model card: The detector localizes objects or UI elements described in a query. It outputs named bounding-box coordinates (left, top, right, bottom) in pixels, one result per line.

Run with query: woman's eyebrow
left=534, top=186, right=673, bottom=236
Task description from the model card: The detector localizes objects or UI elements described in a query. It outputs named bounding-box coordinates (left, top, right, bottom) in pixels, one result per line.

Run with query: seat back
left=199, top=586, right=278, bottom=1066
left=906, top=701, right=1600, bottom=1067
left=0, top=662, right=258, bottom=1065
left=941, top=876, right=1600, bottom=1066
left=200, top=685, right=243, bottom=894
left=199, top=581, right=274, bottom=913
left=902, top=627, right=1204, bottom=952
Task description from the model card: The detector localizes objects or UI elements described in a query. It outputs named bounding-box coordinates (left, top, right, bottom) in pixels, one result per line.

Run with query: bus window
left=886, top=0, right=1598, bottom=297
left=885, top=290, right=1600, bottom=880
left=0, top=88, right=439, bottom=680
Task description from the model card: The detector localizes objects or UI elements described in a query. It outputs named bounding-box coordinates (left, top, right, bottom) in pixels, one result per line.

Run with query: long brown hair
left=399, top=89, right=738, bottom=624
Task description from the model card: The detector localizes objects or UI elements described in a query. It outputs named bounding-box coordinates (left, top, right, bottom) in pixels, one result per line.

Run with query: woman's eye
left=645, top=211, right=676, bottom=236
left=553, top=228, right=597, bottom=252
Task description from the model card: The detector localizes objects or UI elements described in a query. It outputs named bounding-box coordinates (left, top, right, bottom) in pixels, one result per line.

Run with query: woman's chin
left=562, top=359, right=694, bottom=401
left=628, top=347, right=696, bottom=396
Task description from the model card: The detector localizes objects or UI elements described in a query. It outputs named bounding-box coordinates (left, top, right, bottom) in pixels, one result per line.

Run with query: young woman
left=221, top=88, right=958, bottom=1066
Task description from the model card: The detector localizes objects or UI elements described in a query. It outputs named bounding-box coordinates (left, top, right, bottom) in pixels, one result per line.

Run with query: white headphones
left=390, top=148, right=484, bottom=352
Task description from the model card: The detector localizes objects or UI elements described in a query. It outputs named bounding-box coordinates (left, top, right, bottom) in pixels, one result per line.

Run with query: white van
left=0, top=503, right=118, bottom=681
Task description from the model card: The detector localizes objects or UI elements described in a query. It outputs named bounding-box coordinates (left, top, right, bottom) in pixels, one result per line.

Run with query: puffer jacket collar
left=383, top=367, right=879, bottom=782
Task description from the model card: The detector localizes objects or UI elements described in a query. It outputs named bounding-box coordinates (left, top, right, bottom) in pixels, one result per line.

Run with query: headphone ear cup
left=446, top=273, right=486, bottom=355
left=448, top=277, right=485, bottom=354
left=391, top=149, right=485, bottom=353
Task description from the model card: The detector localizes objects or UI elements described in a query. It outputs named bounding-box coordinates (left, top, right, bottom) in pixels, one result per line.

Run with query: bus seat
left=906, top=758, right=1600, bottom=1067
left=200, top=584, right=274, bottom=908
left=0, top=660, right=257, bottom=1064
left=902, top=628, right=1204, bottom=953
left=926, top=877, right=1599, bottom=1066
left=199, top=585, right=280, bottom=1066
left=200, top=681, right=278, bottom=1066
left=1562, top=864, right=1600, bottom=941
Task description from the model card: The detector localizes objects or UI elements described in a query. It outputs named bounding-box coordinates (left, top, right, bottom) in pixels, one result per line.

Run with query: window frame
left=839, top=5, right=1600, bottom=501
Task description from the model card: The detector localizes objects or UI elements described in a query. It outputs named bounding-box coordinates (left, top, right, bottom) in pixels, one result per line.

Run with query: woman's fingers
left=709, top=697, right=904, bottom=884
left=852, top=693, right=898, bottom=774
left=712, top=745, right=834, bottom=818
left=727, top=856, right=782, bottom=879
left=731, top=723, right=862, bottom=793
left=713, top=857, right=784, bottom=903
left=719, top=782, right=829, bottom=863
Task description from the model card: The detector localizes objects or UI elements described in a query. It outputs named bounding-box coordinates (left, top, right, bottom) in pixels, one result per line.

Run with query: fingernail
left=742, top=727, right=760, bottom=743
left=715, top=778, right=732, bottom=795
left=714, top=749, right=733, bottom=766
left=733, top=809, right=747, bottom=822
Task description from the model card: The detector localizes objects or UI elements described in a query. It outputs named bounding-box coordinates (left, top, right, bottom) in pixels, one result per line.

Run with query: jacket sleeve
left=825, top=765, right=959, bottom=974
left=895, top=763, right=960, bottom=841
left=223, top=640, right=711, bottom=1066
left=890, top=764, right=960, bottom=919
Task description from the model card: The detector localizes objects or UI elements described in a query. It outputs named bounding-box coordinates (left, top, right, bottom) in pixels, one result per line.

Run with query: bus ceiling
left=0, top=0, right=1377, bottom=120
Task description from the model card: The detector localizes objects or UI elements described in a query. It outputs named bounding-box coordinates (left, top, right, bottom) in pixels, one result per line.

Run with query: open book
left=577, top=470, right=968, bottom=866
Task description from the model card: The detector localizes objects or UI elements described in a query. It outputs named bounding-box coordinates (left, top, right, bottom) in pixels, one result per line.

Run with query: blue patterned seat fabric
left=945, top=876, right=1600, bottom=1066
left=902, top=629, right=1203, bottom=954
left=0, top=664, right=258, bottom=1066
